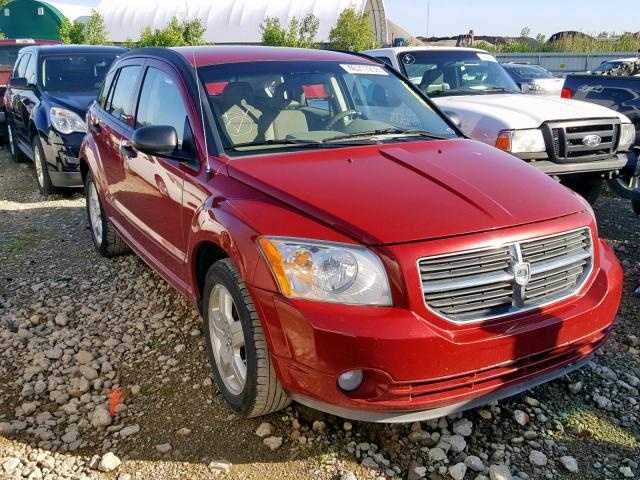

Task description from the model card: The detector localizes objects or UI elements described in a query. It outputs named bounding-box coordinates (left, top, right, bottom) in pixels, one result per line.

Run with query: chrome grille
left=419, top=228, right=593, bottom=323
left=545, top=119, right=620, bottom=163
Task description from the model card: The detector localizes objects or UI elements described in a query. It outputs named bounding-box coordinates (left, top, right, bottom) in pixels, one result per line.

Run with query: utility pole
left=426, top=1, right=430, bottom=38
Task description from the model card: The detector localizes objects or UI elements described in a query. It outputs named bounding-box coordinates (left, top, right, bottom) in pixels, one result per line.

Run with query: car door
left=8, top=52, right=30, bottom=144
left=120, top=60, right=194, bottom=284
left=91, top=60, right=143, bottom=225
left=16, top=53, right=38, bottom=147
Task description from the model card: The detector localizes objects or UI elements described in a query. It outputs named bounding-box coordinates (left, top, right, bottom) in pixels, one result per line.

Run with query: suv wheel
left=33, top=135, right=57, bottom=195
left=7, top=123, right=27, bottom=163
left=85, top=171, right=129, bottom=257
left=203, top=259, right=291, bottom=417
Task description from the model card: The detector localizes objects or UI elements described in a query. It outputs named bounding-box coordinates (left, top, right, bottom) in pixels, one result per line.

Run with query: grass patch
left=0, top=228, right=42, bottom=253
left=554, top=409, right=638, bottom=447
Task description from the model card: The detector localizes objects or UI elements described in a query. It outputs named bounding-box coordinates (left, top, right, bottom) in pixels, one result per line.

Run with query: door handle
left=120, top=143, right=137, bottom=158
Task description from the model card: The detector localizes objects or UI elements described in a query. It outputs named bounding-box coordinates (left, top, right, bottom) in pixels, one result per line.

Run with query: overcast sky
left=383, top=0, right=639, bottom=38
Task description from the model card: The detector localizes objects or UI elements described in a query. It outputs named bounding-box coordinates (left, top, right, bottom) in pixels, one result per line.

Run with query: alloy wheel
left=33, top=144, right=44, bottom=187
left=88, top=182, right=103, bottom=246
left=208, top=284, right=247, bottom=395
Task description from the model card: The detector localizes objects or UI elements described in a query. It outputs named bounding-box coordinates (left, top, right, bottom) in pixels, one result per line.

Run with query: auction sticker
left=341, top=64, right=388, bottom=75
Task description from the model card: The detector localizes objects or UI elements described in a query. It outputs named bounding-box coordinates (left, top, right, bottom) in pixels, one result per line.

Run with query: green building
left=0, top=0, right=65, bottom=41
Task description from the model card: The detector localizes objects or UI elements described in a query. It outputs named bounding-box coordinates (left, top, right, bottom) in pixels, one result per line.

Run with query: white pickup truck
left=363, top=46, right=639, bottom=203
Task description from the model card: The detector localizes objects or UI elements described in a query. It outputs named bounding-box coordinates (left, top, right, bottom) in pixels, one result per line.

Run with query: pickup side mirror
left=9, top=77, right=29, bottom=90
left=132, top=125, right=193, bottom=162
left=443, top=110, right=462, bottom=128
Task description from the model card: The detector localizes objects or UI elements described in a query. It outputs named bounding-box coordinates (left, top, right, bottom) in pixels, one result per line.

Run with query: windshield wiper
left=322, top=128, right=451, bottom=143
left=228, top=138, right=323, bottom=151
left=478, top=87, right=520, bottom=94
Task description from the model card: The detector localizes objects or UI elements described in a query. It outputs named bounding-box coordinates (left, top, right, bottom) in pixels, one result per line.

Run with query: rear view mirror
left=133, top=125, right=181, bottom=158
left=9, top=77, right=29, bottom=89
left=443, top=110, right=462, bottom=128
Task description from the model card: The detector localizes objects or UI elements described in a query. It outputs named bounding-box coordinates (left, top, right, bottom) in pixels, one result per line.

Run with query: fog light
left=337, top=369, right=364, bottom=391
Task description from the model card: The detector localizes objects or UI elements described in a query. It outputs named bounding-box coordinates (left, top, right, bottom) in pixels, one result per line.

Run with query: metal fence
left=495, top=52, right=639, bottom=76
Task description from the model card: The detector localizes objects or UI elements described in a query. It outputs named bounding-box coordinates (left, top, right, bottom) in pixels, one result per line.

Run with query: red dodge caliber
left=80, top=46, right=622, bottom=422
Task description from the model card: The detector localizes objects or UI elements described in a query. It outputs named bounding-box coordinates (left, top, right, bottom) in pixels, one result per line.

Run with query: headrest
left=420, top=69, right=442, bottom=86
left=272, top=82, right=305, bottom=108
left=221, top=82, right=254, bottom=109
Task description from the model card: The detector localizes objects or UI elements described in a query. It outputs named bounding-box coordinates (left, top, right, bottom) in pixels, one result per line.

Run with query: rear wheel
left=7, top=123, right=27, bottom=163
left=203, top=258, right=290, bottom=417
left=33, top=135, right=57, bottom=196
left=85, top=171, right=129, bottom=257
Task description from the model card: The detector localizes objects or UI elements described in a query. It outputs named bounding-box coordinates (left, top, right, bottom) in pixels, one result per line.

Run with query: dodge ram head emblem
left=582, top=134, right=602, bottom=147
left=511, top=261, right=531, bottom=286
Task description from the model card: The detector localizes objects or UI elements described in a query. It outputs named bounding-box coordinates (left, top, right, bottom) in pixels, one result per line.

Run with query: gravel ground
left=0, top=147, right=639, bottom=480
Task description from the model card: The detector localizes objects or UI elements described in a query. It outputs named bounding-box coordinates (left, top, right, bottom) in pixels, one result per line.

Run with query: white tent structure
left=50, top=0, right=388, bottom=45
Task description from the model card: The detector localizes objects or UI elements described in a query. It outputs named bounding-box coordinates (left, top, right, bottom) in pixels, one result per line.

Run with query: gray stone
left=452, top=418, right=473, bottom=436
left=91, top=405, right=112, bottom=428
left=120, top=424, right=140, bottom=439
left=255, top=422, right=273, bottom=438
left=429, top=447, right=447, bottom=462
left=155, top=443, right=172, bottom=453
left=97, top=452, right=121, bottom=472
left=361, top=457, right=379, bottom=469
left=2, top=458, right=21, bottom=473
left=489, top=464, right=512, bottom=480
left=263, top=436, right=282, bottom=451
left=529, top=450, right=548, bottom=467
left=559, top=456, right=579, bottom=473
left=465, top=455, right=485, bottom=472
left=449, top=463, right=467, bottom=480
left=208, top=459, right=232, bottom=474
left=514, top=410, right=529, bottom=426
left=620, top=467, right=634, bottom=478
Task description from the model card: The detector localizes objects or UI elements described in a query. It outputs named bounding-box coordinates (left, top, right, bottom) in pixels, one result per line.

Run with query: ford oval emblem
left=582, top=134, right=602, bottom=147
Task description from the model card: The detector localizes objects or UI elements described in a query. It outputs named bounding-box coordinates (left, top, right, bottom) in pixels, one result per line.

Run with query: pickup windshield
left=40, top=53, right=120, bottom=93
left=197, top=60, right=458, bottom=154
left=398, top=50, right=521, bottom=96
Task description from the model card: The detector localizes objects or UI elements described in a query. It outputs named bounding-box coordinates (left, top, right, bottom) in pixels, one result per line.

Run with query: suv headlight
left=619, top=123, right=636, bottom=152
left=496, top=129, right=546, bottom=154
left=258, top=237, right=392, bottom=306
left=50, top=107, right=87, bottom=135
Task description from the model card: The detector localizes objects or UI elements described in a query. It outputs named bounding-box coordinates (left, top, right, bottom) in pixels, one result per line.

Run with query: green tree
left=520, top=26, right=531, bottom=38
left=260, top=13, right=319, bottom=48
left=84, top=9, right=109, bottom=45
left=59, top=17, right=86, bottom=44
left=328, top=8, right=376, bottom=51
left=135, top=17, right=206, bottom=47
left=535, top=33, right=546, bottom=44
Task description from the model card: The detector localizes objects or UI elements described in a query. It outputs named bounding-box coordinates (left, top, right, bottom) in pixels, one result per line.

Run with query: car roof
left=161, top=46, right=377, bottom=66
left=19, top=45, right=126, bottom=55
left=363, top=46, right=490, bottom=55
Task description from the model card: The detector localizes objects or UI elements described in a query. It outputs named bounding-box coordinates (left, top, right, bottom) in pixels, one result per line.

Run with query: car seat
left=258, top=82, right=309, bottom=141
left=219, top=82, right=261, bottom=145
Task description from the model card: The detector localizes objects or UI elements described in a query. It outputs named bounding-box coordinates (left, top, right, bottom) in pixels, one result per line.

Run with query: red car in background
left=0, top=39, right=59, bottom=132
left=79, top=46, right=622, bottom=422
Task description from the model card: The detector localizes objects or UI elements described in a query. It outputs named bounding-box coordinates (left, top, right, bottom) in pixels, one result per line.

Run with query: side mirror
left=519, top=82, right=531, bottom=93
left=9, top=77, right=29, bottom=89
left=443, top=110, right=462, bottom=128
left=132, top=125, right=189, bottom=161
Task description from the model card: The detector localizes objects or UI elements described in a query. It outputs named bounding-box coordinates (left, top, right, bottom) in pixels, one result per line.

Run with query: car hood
left=226, top=139, right=584, bottom=245
left=44, top=92, right=96, bottom=117
left=433, top=93, right=630, bottom=129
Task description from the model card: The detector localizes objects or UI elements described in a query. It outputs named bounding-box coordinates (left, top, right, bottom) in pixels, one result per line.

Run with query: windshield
left=593, top=61, right=629, bottom=73
left=505, top=65, right=555, bottom=80
left=40, top=53, right=120, bottom=92
left=197, top=60, right=458, bottom=154
left=397, top=50, right=520, bottom=96
left=0, top=45, right=23, bottom=68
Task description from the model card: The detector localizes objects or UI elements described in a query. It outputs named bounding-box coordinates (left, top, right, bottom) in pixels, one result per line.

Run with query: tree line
left=57, top=8, right=377, bottom=51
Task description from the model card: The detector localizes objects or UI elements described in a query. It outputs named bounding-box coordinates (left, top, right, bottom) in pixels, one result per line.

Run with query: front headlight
left=258, top=237, right=392, bottom=306
left=496, top=129, right=546, bottom=154
left=619, top=123, right=636, bottom=152
left=49, top=107, right=87, bottom=135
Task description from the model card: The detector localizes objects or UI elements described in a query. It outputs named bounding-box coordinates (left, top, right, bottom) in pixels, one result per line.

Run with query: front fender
left=79, top=132, right=106, bottom=192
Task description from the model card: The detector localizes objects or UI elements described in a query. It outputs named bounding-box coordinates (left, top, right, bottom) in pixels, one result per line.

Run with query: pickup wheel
left=85, top=171, right=129, bottom=257
left=7, top=123, right=27, bottom=163
left=33, top=135, right=58, bottom=196
left=203, top=258, right=291, bottom=417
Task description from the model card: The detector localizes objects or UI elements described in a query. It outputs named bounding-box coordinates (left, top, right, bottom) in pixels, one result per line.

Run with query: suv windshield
left=398, top=50, right=520, bottom=96
left=40, top=53, right=120, bottom=92
left=197, top=60, right=458, bottom=154
left=0, top=45, right=23, bottom=68
left=504, top=64, right=555, bottom=79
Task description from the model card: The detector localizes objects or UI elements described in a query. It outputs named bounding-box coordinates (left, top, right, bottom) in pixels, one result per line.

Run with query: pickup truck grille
left=419, top=228, right=593, bottom=323
left=544, top=119, right=620, bottom=163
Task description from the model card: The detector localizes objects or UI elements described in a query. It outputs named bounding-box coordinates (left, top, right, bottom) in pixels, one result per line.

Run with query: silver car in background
left=502, top=63, right=564, bottom=96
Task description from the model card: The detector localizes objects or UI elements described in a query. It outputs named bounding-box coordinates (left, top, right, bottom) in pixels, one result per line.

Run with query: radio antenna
left=184, top=0, right=211, bottom=175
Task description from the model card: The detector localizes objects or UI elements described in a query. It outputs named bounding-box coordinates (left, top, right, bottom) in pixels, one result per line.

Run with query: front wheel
left=85, top=171, right=129, bottom=257
left=7, top=123, right=27, bottom=163
left=203, top=259, right=290, bottom=417
left=33, top=135, right=57, bottom=195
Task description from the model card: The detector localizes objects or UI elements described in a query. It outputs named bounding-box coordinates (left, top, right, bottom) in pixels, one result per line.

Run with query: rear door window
left=106, top=65, right=142, bottom=124
left=98, top=70, right=115, bottom=108
left=13, top=53, right=29, bottom=78
left=135, top=67, right=189, bottom=149
left=23, top=54, right=36, bottom=85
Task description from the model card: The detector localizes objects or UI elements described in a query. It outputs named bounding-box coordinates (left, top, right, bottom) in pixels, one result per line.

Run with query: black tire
left=7, top=123, right=27, bottom=163
left=562, top=174, right=602, bottom=206
left=85, top=171, right=129, bottom=257
left=33, top=135, right=58, bottom=196
left=203, top=258, right=291, bottom=417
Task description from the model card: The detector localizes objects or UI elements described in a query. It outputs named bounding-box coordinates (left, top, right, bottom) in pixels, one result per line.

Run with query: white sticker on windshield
left=477, top=53, right=498, bottom=62
left=341, top=64, right=389, bottom=75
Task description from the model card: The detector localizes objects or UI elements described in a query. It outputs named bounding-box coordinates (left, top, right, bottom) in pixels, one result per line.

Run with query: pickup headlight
left=619, top=123, right=636, bottom=152
left=496, top=129, right=546, bottom=154
left=49, top=107, right=87, bottom=135
left=258, top=237, right=392, bottom=306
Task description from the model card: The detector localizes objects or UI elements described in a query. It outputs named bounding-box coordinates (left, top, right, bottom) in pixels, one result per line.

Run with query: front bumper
left=525, top=152, right=632, bottom=175
left=41, top=130, right=84, bottom=188
left=249, top=219, right=622, bottom=422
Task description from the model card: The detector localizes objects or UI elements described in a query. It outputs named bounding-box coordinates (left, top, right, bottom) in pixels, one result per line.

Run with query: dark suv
left=4, top=45, right=125, bottom=194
